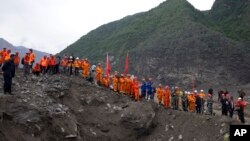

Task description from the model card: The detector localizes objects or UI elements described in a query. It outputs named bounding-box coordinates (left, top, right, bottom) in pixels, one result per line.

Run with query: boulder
left=120, top=102, right=155, bottom=136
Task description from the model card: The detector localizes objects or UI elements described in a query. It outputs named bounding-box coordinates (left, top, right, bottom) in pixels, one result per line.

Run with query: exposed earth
left=0, top=71, right=249, bottom=141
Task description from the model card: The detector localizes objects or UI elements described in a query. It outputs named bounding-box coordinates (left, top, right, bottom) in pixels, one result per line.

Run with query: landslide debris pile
left=0, top=73, right=242, bottom=141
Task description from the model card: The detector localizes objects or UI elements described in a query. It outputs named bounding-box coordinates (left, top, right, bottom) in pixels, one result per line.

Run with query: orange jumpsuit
left=102, top=76, right=109, bottom=87
left=188, top=94, right=196, bottom=112
left=95, top=66, right=103, bottom=84
left=32, top=63, right=41, bottom=73
left=0, top=50, right=7, bottom=64
left=29, top=52, right=36, bottom=63
left=82, top=60, right=90, bottom=78
left=164, top=87, right=171, bottom=108
left=125, top=77, right=132, bottom=95
left=112, top=76, right=119, bottom=92
left=134, top=81, right=140, bottom=101
left=14, top=54, right=20, bottom=66
left=119, top=77, right=125, bottom=93
left=4, top=51, right=10, bottom=61
left=61, top=59, right=67, bottom=67
left=74, top=60, right=81, bottom=69
left=157, top=86, right=163, bottom=104
left=40, top=57, right=48, bottom=68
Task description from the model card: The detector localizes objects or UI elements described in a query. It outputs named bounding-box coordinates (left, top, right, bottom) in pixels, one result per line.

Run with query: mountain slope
left=207, top=0, right=250, bottom=42
left=1, top=71, right=246, bottom=141
left=0, top=38, right=49, bottom=62
left=60, top=0, right=250, bottom=88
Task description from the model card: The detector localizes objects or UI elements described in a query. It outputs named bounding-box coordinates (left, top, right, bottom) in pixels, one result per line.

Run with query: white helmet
left=76, top=57, right=79, bottom=59
left=194, top=90, right=198, bottom=93
left=200, top=89, right=204, bottom=92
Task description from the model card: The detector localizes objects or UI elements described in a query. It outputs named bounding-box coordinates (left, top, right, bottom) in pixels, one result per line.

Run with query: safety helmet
left=76, top=57, right=79, bottom=59
left=200, top=90, right=204, bottom=92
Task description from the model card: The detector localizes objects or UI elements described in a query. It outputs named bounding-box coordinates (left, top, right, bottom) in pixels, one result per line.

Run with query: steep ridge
left=60, top=0, right=250, bottom=89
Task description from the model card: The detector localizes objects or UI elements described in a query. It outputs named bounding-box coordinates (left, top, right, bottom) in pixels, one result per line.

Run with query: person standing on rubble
left=2, top=54, right=15, bottom=95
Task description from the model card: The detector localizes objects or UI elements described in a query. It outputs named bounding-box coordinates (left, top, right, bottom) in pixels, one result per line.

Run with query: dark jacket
left=2, top=60, right=15, bottom=78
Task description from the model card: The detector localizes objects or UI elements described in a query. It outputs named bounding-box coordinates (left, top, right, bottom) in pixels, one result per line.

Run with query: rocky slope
left=60, top=0, right=250, bottom=90
left=0, top=71, right=249, bottom=141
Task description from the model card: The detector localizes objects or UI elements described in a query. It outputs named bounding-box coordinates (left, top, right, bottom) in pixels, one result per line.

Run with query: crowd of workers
left=0, top=48, right=248, bottom=124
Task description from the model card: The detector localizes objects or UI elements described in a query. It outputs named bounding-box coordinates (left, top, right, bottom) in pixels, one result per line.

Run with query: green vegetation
left=60, top=0, right=250, bottom=86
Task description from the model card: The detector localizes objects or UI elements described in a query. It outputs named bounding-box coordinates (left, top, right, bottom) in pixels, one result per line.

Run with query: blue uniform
left=141, top=82, right=147, bottom=98
left=146, top=81, right=153, bottom=100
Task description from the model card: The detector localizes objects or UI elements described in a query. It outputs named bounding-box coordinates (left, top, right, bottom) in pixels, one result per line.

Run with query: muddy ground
left=0, top=71, right=249, bottom=141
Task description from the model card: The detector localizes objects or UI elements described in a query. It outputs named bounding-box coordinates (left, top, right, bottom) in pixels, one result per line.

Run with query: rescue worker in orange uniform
left=48, top=55, right=56, bottom=74
left=125, top=74, right=132, bottom=95
left=14, top=52, right=20, bottom=69
left=32, top=63, right=41, bottom=76
left=82, top=58, right=90, bottom=78
left=188, top=92, right=196, bottom=112
left=112, top=72, right=119, bottom=92
left=164, top=86, right=171, bottom=108
left=102, top=75, right=109, bottom=87
left=95, top=63, right=103, bottom=85
left=0, top=48, right=7, bottom=66
left=4, top=49, right=11, bottom=61
left=133, top=77, right=140, bottom=101
left=156, top=84, right=164, bottom=105
left=23, top=52, right=30, bottom=76
left=60, top=56, right=68, bottom=74
left=40, top=56, right=48, bottom=74
left=74, top=57, right=81, bottom=76
left=199, top=89, right=206, bottom=114
left=119, top=74, right=125, bottom=94
left=29, top=49, right=36, bottom=68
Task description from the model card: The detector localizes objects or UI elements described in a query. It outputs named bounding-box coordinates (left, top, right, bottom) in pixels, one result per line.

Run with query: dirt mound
left=0, top=72, right=247, bottom=141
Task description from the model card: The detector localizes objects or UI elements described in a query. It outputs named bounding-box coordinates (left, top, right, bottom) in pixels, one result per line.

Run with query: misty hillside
left=60, top=0, right=250, bottom=89
left=0, top=38, right=49, bottom=63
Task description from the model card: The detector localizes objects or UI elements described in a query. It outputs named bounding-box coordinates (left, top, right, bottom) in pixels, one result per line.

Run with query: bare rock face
left=120, top=102, right=156, bottom=136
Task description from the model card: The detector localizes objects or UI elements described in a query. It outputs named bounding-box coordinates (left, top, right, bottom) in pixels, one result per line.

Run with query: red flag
left=106, top=53, right=111, bottom=77
left=124, top=52, right=129, bottom=75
